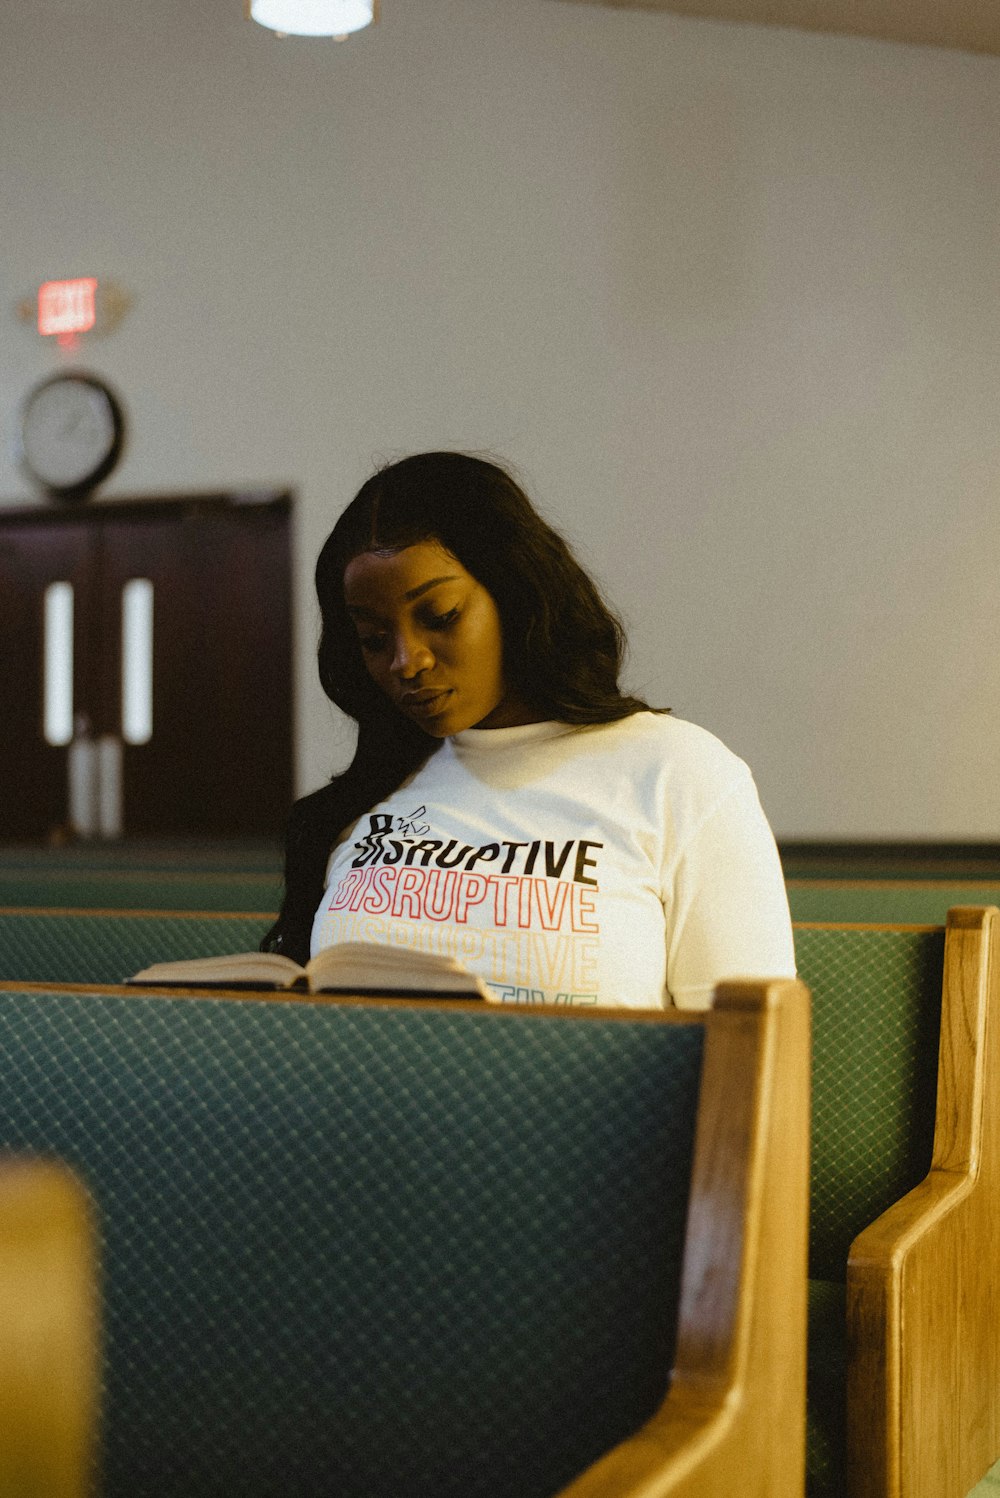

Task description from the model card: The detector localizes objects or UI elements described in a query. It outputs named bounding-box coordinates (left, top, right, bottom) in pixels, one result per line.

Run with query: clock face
left=21, top=372, right=125, bottom=498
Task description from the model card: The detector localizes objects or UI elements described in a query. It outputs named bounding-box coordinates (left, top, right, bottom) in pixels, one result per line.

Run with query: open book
left=128, top=941, right=490, bottom=999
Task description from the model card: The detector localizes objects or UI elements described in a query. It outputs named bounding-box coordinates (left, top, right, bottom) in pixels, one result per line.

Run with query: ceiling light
left=247, top=0, right=377, bottom=38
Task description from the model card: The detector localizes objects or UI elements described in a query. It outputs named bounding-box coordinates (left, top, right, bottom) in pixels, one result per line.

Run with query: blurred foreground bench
left=0, top=1158, right=96, bottom=1498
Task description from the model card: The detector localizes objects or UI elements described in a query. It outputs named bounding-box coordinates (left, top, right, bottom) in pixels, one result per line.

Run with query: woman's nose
left=390, top=631, right=434, bottom=679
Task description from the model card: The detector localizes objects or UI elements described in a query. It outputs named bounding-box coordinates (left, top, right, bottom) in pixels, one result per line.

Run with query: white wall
left=2, top=0, right=999, bottom=838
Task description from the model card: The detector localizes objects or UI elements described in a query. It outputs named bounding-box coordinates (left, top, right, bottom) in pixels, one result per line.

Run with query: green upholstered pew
left=780, top=847, right=1000, bottom=881
left=0, top=980, right=810, bottom=1498
left=787, top=881, right=1000, bottom=926
left=0, top=840, right=281, bottom=913
left=0, top=910, right=269, bottom=985
left=0, top=871, right=280, bottom=912
left=0, top=841, right=281, bottom=875
left=7, top=895, right=996, bottom=1496
left=797, top=909, right=1000, bottom=1498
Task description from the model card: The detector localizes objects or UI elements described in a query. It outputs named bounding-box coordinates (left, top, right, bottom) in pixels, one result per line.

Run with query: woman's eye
left=427, top=608, right=459, bottom=630
left=358, top=633, right=389, bottom=654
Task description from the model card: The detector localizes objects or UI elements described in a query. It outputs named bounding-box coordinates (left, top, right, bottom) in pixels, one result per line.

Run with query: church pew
left=0, top=1158, right=97, bottom=1498
left=0, top=979, right=810, bottom=1498
left=0, top=870, right=281, bottom=913
left=5, top=901, right=997, bottom=1495
left=0, top=908, right=269, bottom=984
left=797, top=908, right=1000, bottom=1497
left=779, top=846, right=1000, bottom=881
left=787, top=880, right=1000, bottom=926
left=0, top=841, right=280, bottom=875
left=6, top=865, right=999, bottom=928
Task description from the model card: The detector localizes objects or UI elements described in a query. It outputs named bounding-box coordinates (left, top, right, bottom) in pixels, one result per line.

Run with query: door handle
left=97, top=736, right=123, bottom=840
left=67, top=721, right=97, bottom=838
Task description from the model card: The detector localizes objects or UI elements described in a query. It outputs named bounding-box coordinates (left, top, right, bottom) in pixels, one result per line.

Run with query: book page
left=306, top=942, right=488, bottom=998
left=128, top=950, right=305, bottom=988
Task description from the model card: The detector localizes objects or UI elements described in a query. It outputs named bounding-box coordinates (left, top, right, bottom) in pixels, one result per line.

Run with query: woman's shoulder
left=581, top=714, right=755, bottom=822
left=591, top=710, right=749, bottom=775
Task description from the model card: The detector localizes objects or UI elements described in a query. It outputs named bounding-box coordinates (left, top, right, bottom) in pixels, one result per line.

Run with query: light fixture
left=246, top=0, right=377, bottom=38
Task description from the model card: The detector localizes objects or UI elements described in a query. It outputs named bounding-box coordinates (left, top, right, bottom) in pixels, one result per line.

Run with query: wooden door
left=0, top=518, right=97, bottom=841
left=0, top=495, right=293, bottom=842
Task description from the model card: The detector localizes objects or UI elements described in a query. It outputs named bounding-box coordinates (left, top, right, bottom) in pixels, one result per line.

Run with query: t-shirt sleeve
left=665, top=768, right=796, bottom=1011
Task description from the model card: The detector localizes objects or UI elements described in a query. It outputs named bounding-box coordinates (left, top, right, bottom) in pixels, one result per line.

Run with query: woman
left=264, top=451, right=795, bottom=1008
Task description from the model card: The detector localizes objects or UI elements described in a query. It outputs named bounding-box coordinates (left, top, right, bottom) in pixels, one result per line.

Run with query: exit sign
left=37, top=278, right=98, bottom=338
left=15, top=277, right=131, bottom=344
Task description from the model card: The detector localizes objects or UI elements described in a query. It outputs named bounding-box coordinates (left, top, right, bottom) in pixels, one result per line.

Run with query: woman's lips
left=400, top=689, right=452, bottom=717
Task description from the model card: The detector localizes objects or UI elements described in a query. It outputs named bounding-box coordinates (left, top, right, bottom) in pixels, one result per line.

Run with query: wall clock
left=20, top=371, right=126, bottom=500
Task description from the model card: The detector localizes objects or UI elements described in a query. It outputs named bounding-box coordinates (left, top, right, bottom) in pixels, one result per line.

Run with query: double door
left=0, top=494, right=293, bottom=841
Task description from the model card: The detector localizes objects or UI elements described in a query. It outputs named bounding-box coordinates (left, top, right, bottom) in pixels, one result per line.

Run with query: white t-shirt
left=310, top=713, right=795, bottom=1010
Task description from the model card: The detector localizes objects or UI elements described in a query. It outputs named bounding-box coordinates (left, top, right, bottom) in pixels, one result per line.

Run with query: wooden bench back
left=0, top=981, right=809, bottom=1498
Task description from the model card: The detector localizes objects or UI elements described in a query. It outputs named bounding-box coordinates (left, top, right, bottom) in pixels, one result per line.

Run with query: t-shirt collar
left=449, top=720, right=572, bottom=753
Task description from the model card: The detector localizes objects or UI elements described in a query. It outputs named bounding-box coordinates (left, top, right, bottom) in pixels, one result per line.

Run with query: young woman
left=263, top=451, right=795, bottom=1009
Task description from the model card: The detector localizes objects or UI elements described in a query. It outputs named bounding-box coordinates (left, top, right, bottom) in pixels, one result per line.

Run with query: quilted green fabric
left=788, top=885, right=1000, bottom=924
left=0, top=991, right=703, bottom=1498
left=795, top=924, right=943, bottom=1280
left=781, top=850, right=1000, bottom=880
left=0, top=840, right=281, bottom=874
left=0, top=872, right=281, bottom=912
left=795, top=925, right=945, bottom=1497
left=0, top=911, right=269, bottom=983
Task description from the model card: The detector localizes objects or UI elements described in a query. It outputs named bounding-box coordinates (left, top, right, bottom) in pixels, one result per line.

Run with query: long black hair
left=264, top=452, right=659, bottom=959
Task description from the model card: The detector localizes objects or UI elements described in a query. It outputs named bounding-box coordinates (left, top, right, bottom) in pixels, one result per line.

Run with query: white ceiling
left=554, top=0, right=1000, bottom=55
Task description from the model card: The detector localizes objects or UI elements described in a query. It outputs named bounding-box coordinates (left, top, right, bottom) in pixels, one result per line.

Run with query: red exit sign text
left=38, top=278, right=98, bottom=338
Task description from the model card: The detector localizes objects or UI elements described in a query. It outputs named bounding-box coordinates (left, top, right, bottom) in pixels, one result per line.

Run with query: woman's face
left=343, top=540, right=539, bottom=737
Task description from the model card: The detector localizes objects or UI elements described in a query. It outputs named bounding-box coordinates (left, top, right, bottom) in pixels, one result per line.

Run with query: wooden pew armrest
left=559, top=978, right=811, bottom=1498
left=846, top=903, right=1000, bottom=1498
left=550, top=1395, right=738, bottom=1498
left=849, top=1166, right=972, bottom=1273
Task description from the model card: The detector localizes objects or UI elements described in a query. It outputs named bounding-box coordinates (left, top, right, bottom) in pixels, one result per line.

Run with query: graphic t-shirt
left=310, top=713, right=795, bottom=1009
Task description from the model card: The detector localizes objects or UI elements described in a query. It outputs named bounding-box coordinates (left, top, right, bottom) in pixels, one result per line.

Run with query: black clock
left=20, top=371, right=126, bottom=500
